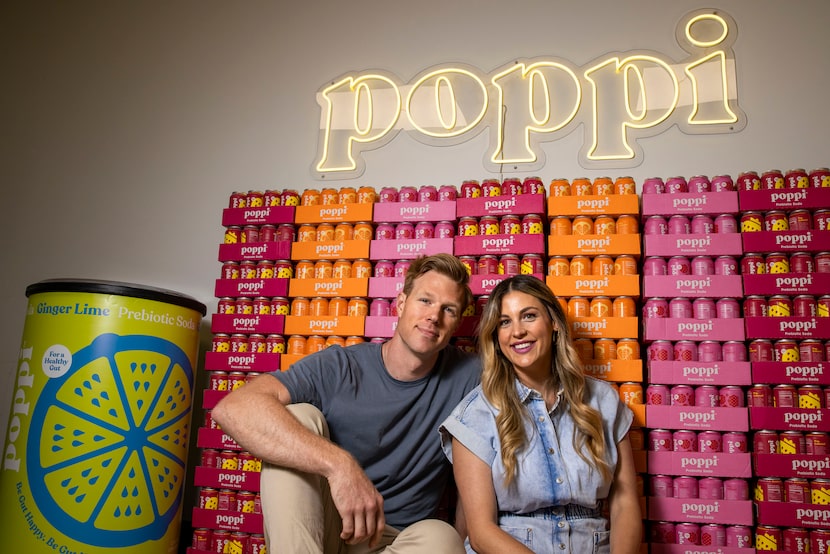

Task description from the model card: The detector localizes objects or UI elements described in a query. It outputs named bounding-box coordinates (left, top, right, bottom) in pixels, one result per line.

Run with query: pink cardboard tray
left=457, top=194, right=546, bottom=217
left=373, top=200, right=456, bottom=223
left=749, top=407, right=830, bottom=432
left=471, top=273, right=544, bottom=296
left=754, top=453, right=830, bottom=479
left=646, top=406, right=749, bottom=431
left=643, top=318, right=746, bottom=341
left=369, top=238, right=454, bottom=260
left=742, top=272, right=830, bottom=296
left=211, top=314, right=285, bottom=335
left=647, top=451, right=752, bottom=477
left=218, top=240, right=293, bottom=262
left=755, top=501, right=830, bottom=529
left=744, top=316, right=830, bottom=340
left=368, top=277, right=405, bottom=298
left=738, top=187, right=830, bottom=211
left=642, top=191, right=739, bottom=216
left=222, top=205, right=295, bottom=226
left=752, top=362, right=830, bottom=385
left=647, top=497, right=753, bottom=525
left=194, top=466, right=261, bottom=492
left=648, top=361, right=752, bottom=386
left=197, top=427, right=242, bottom=451
left=191, top=508, right=263, bottom=534
left=742, top=230, right=830, bottom=253
left=644, top=233, right=743, bottom=257
left=215, top=278, right=290, bottom=298
left=454, top=233, right=545, bottom=256
left=204, top=352, right=281, bottom=373
left=644, top=275, right=743, bottom=298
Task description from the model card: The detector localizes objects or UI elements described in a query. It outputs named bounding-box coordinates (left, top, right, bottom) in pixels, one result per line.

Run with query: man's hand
left=327, top=459, right=386, bottom=547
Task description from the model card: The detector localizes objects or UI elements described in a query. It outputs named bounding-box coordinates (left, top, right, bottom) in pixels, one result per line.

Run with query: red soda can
left=784, top=478, right=810, bottom=503
left=783, top=528, right=810, bottom=553
left=711, top=175, right=735, bottom=191
left=209, top=371, right=229, bottom=391
left=438, top=184, right=457, bottom=201
left=520, top=253, right=544, bottom=275
left=743, top=296, right=767, bottom=317
left=737, top=171, right=761, bottom=191
left=499, top=254, right=520, bottom=276
left=755, top=430, right=779, bottom=454
left=798, top=385, right=823, bottom=409
left=741, top=253, right=766, bottom=275
left=458, top=256, right=476, bottom=276
left=807, top=432, right=830, bottom=455
left=277, top=222, right=297, bottom=241
left=249, top=534, right=267, bottom=554
left=665, top=176, right=688, bottom=193
left=755, top=477, right=784, bottom=502
left=723, top=432, right=748, bottom=453
left=790, top=252, right=815, bottom=273
left=764, top=210, right=789, bottom=232
left=229, top=191, right=246, bottom=208
left=479, top=215, right=499, bottom=236
left=460, top=180, right=482, bottom=198
left=785, top=168, right=810, bottom=188
left=815, top=210, right=830, bottom=231
left=650, top=521, right=675, bottom=543
left=500, top=215, right=521, bottom=235
left=641, top=177, right=665, bottom=193
left=740, top=211, right=763, bottom=232
left=481, top=179, right=501, bottom=197
left=217, top=296, right=236, bottom=314
left=719, top=386, right=744, bottom=408
left=713, top=213, right=738, bottom=234
left=674, top=341, right=698, bottom=362
left=801, top=339, right=825, bottom=362
left=747, top=384, right=773, bottom=407
left=201, top=448, right=219, bottom=468
left=514, top=177, right=533, bottom=195
left=237, top=491, right=257, bottom=513
left=241, top=225, right=259, bottom=243
left=749, top=339, right=774, bottom=361
left=812, top=479, right=830, bottom=504
left=246, top=190, right=264, bottom=207
left=780, top=430, right=807, bottom=454
left=768, top=295, right=793, bottom=316
left=266, top=334, right=285, bottom=354
left=794, top=295, right=817, bottom=317
left=521, top=214, right=543, bottom=234
left=810, top=167, right=830, bottom=187
left=818, top=252, right=830, bottom=272
left=457, top=216, right=478, bottom=237
left=248, top=334, right=266, bottom=353
left=193, top=528, right=212, bottom=549
left=230, top=333, right=249, bottom=352
left=774, top=384, right=798, bottom=407
left=789, top=209, right=813, bottom=231
left=199, top=487, right=219, bottom=509
left=688, top=175, right=711, bottom=193
left=228, top=532, right=249, bottom=553
left=255, top=260, right=275, bottom=279
left=647, top=340, right=673, bottom=361
left=259, top=224, right=276, bottom=242
left=761, top=169, right=785, bottom=189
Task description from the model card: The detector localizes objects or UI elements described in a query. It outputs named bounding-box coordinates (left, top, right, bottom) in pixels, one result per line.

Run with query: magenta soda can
left=648, top=340, right=674, bottom=361
left=695, top=385, right=721, bottom=407
left=644, top=298, right=669, bottom=318
left=692, top=255, right=715, bottom=275
left=716, top=298, right=741, bottom=319
left=698, top=341, right=723, bottom=362
left=726, top=525, right=753, bottom=547
left=644, top=215, right=668, bottom=235
left=642, top=177, right=666, bottom=194
left=438, top=185, right=457, bottom=201
left=378, top=187, right=399, bottom=202
left=650, top=521, right=675, bottom=543
left=722, top=340, right=747, bottom=361
left=666, top=176, right=689, bottom=193
left=374, top=222, right=395, bottom=240
left=698, top=477, right=724, bottom=498
left=714, top=213, right=738, bottom=233
left=673, top=430, right=698, bottom=452
left=373, top=259, right=394, bottom=277
left=647, top=385, right=671, bottom=406
left=369, top=298, right=390, bottom=317
left=723, top=478, right=750, bottom=500
left=669, top=297, right=693, bottom=318
left=711, top=175, right=735, bottom=191
left=398, top=186, right=418, bottom=202
left=394, top=259, right=411, bottom=277
left=668, top=256, right=691, bottom=275
left=676, top=522, right=701, bottom=545
left=701, top=524, right=726, bottom=546
left=692, top=297, right=716, bottom=319
left=651, top=475, right=674, bottom=497
left=674, top=341, right=698, bottom=362
left=395, top=222, right=415, bottom=239
left=417, top=185, right=438, bottom=201
left=688, top=175, right=712, bottom=193
left=723, top=432, right=748, bottom=454
left=414, top=221, right=434, bottom=239
left=714, top=255, right=739, bottom=275
left=671, top=384, right=695, bottom=406
left=691, top=214, right=714, bottom=234
left=668, top=214, right=691, bottom=234
left=434, top=221, right=455, bottom=238
left=643, top=256, right=668, bottom=276
left=673, top=477, right=699, bottom=499
left=719, top=385, right=745, bottom=407
left=649, top=429, right=673, bottom=451
left=698, top=431, right=723, bottom=453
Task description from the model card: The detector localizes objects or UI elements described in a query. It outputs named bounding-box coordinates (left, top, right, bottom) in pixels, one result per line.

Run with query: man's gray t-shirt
left=272, top=341, right=480, bottom=528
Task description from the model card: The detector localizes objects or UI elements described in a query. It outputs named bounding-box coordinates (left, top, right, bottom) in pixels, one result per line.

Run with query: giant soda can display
left=0, top=279, right=206, bottom=553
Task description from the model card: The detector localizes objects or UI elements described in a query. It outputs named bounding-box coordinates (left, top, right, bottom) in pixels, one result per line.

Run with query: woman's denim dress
left=441, top=377, right=633, bottom=554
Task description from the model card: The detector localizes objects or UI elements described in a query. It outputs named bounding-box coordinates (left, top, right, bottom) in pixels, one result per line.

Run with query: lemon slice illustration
left=28, top=333, right=193, bottom=547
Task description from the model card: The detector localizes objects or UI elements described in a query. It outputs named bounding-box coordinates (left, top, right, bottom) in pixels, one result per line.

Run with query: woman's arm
left=609, top=435, right=642, bottom=553
left=452, top=438, right=533, bottom=554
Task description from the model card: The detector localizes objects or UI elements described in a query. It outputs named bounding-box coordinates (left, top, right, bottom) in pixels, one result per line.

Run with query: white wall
left=2, top=0, right=828, bottom=512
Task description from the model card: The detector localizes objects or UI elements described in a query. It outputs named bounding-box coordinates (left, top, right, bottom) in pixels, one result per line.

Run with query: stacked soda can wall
left=640, top=175, right=756, bottom=551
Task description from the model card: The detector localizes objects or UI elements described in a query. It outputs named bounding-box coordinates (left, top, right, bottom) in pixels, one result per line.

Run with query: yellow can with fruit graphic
left=1, top=279, right=205, bottom=553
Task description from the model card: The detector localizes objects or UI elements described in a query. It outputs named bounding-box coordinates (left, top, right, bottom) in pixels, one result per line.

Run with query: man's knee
left=287, top=403, right=329, bottom=437
left=395, top=519, right=465, bottom=552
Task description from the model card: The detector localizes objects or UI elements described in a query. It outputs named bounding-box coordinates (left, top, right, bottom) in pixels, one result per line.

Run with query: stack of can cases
left=641, top=175, right=756, bottom=551
left=737, top=169, right=830, bottom=552
left=192, top=189, right=301, bottom=554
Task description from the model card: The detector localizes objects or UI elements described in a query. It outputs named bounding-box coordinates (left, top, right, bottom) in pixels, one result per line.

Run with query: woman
left=441, top=275, right=641, bottom=553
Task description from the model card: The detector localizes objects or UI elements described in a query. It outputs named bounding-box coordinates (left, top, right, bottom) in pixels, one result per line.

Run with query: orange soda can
left=614, top=255, right=638, bottom=275
left=592, top=256, right=614, bottom=276
left=353, top=222, right=374, bottom=240
left=291, top=297, right=310, bottom=316
left=571, top=216, right=594, bottom=236
left=568, top=297, right=590, bottom=318
left=571, top=178, right=593, bottom=196
left=550, top=216, right=572, bottom=236
left=594, top=338, right=617, bottom=360
left=314, top=260, right=333, bottom=279
left=326, top=335, right=346, bottom=348
left=301, top=188, right=321, bottom=206
left=345, top=336, right=364, bottom=346
left=592, top=177, right=614, bottom=196
left=295, top=260, right=315, bottom=279
left=306, top=335, right=326, bottom=354
left=556, top=297, right=568, bottom=315
left=550, top=178, right=571, bottom=196
left=570, top=256, right=591, bottom=276
left=594, top=215, right=616, bottom=235
left=620, top=382, right=644, bottom=405
left=298, top=224, right=317, bottom=242
left=616, top=338, right=641, bottom=360
left=287, top=335, right=307, bottom=355
left=573, top=338, right=594, bottom=361
left=352, top=259, right=373, bottom=278
left=320, top=188, right=338, bottom=204
left=339, top=187, right=357, bottom=204
left=310, top=297, right=329, bottom=317
left=348, top=298, right=369, bottom=316
left=590, top=296, right=613, bottom=317
left=333, top=259, right=352, bottom=279
left=316, top=222, right=335, bottom=242
left=358, top=186, right=377, bottom=203
left=613, top=296, right=637, bottom=318
left=548, top=256, right=570, bottom=276
left=335, top=223, right=354, bottom=242
left=614, top=176, right=637, bottom=195
left=616, top=215, right=639, bottom=234
left=329, top=297, right=348, bottom=316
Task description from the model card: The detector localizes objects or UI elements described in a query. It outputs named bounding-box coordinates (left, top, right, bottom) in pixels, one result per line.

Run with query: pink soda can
left=668, top=214, right=691, bottom=234
left=644, top=215, right=668, bottom=235
left=673, top=477, right=699, bottom=499
left=669, top=297, right=693, bottom=318
left=647, top=385, right=671, bottom=406
left=695, top=385, right=721, bottom=407
left=434, top=221, right=455, bottom=239
left=642, top=177, right=666, bottom=194
left=713, top=213, right=738, bottom=233
left=651, top=475, right=675, bottom=497
left=643, top=256, right=668, bottom=275
left=668, top=256, right=691, bottom=275
left=716, top=298, right=741, bottom=319
left=723, top=478, right=750, bottom=500
left=723, top=432, right=748, bottom=454
left=395, top=222, right=415, bottom=239
left=693, top=297, right=716, bottom=319
left=651, top=521, right=676, bottom=543
left=648, top=340, right=674, bottom=361
left=671, top=384, right=695, bottom=406
left=379, top=187, right=399, bottom=202
left=692, top=255, right=714, bottom=275
left=375, top=222, right=395, bottom=240
left=650, top=429, right=674, bottom=451
left=438, top=185, right=457, bottom=201
left=417, top=185, right=438, bottom=201
left=701, top=524, right=726, bottom=546
left=691, top=214, right=714, bottom=234
left=722, top=340, right=747, bottom=361
left=666, top=176, right=689, bottom=193
left=719, top=385, right=745, bottom=407
left=698, top=341, right=723, bottom=362
left=644, top=298, right=669, bottom=318
left=398, top=186, right=418, bottom=202
left=698, top=432, right=723, bottom=454
left=711, top=175, right=735, bottom=191
left=688, top=175, right=712, bottom=192
left=726, top=525, right=753, bottom=547
left=676, top=522, right=701, bottom=545
left=698, top=478, right=724, bottom=500
left=673, top=430, right=698, bottom=452
left=414, top=221, right=434, bottom=239
left=674, top=341, right=698, bottom=362
left=714, top=255, right=739, bottom=275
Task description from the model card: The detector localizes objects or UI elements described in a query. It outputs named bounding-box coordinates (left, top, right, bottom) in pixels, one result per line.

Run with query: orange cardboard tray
left=546, top=275, right=640, bottom=297
left=548, top=234, right=641, bottom=256
left=548, top=194, right=639, bottom=216
left=283, top=315, right=365, bottom=336
left=294, top=202, right=373, bottom=224
left=288, top=277, right=369, bottom=298
left=291, top=239, right=371, bottom=261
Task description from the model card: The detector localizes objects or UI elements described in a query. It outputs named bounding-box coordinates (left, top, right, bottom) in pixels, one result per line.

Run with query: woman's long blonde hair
left=478, top=275, right=612, bottom=486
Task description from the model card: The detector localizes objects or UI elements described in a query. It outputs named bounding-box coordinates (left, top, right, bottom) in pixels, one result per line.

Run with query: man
left=212, top=253, right=480, bottom=553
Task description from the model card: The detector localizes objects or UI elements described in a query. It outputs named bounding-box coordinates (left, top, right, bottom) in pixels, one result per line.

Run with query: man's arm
left=211, top=373, right=386, bottom=547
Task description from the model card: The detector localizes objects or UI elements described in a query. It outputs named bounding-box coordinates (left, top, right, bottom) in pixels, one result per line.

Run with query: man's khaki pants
left=259, top=404, right=466, bottom=553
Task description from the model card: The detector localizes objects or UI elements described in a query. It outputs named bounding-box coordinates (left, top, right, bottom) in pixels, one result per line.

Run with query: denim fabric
left=440, top=377, right=632, bottom=553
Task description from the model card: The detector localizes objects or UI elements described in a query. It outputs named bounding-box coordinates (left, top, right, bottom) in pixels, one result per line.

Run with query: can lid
left=26, top=278, right=207, bottom=315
